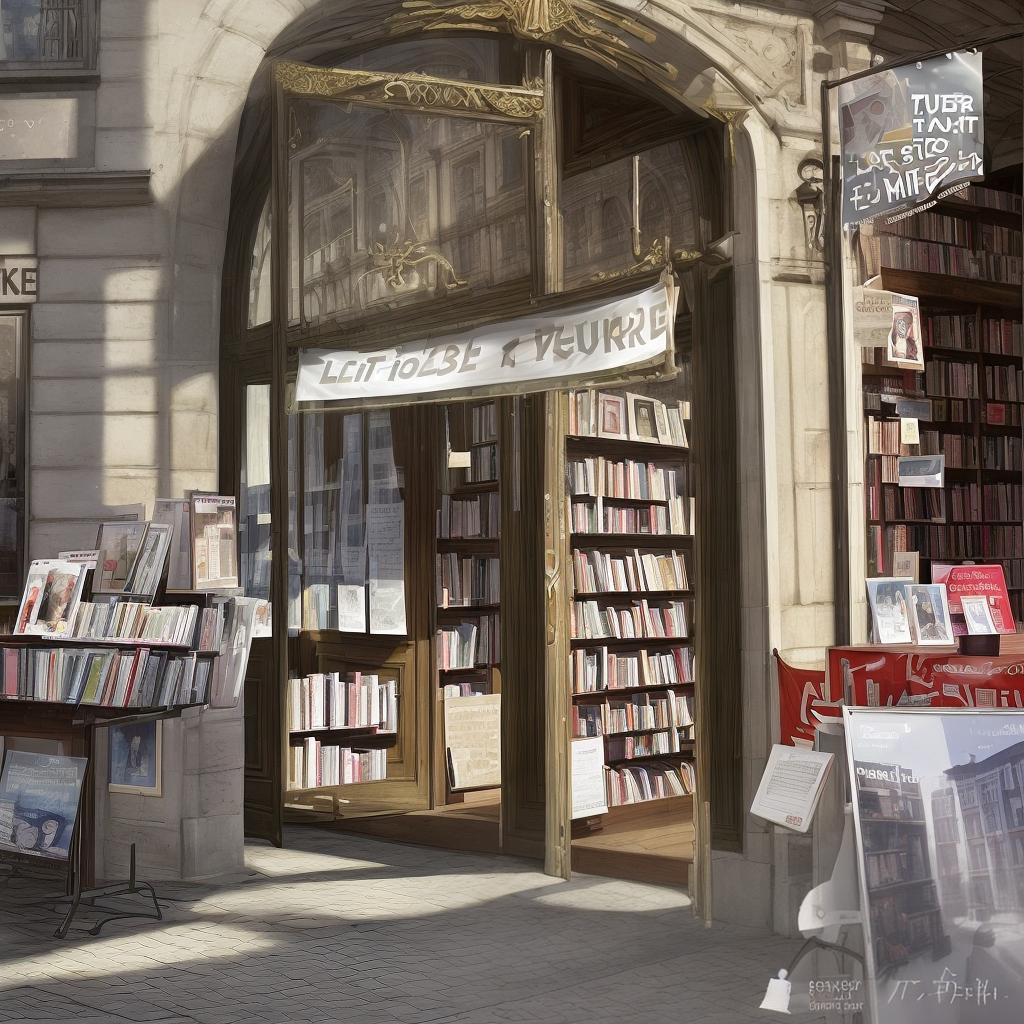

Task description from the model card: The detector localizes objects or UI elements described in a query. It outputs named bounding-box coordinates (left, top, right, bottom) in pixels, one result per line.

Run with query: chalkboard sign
left=839, top=52, right=984, bottom=225
left=0, top=751, right=87, bottom=862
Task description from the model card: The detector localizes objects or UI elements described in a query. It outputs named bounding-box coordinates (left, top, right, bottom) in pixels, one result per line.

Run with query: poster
left=337, top=413, right=366, bottom=632
left=846, top=707, right=1024, bottom=1023
left=0, top=751, right=87, bottom=861
left=571, top=736, right=609, bottom=818
left=444, top=694, right=501, bottom=791
left=108, top=721, right=162, bottom=796
left=853, top=281, right=924, bottom=370
left=296, top=282, right=676, bottom=404
left=839, top=51, right=984, bottom=224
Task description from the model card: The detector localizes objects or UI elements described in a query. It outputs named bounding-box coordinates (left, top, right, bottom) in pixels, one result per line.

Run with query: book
left=124, top=522, right=172, bottom=599
left=14, top=560, right=86, bottom=638
left=907, top=584, right=954, bottom=645
left=961, top=595, right=997, bottom=635
left=191, top=495, right=239, bottom=589
left=866, top=578, right=913, bottom=644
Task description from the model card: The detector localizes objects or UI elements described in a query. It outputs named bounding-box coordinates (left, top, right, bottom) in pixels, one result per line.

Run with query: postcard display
left=0, top=501, right=259, bottom=923
left=849, top=53, right=1024, bottom=628
left=566, top=384, right=697, bottom=882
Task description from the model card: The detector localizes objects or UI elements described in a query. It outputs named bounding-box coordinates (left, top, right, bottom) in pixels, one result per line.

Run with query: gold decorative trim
left=388, top=0, right=679, bottom=94
left=274, top=60, right=544, bottom=120
left=358, top=240, right=467, bottom=293
left=590, top=237, right=666, bottom=282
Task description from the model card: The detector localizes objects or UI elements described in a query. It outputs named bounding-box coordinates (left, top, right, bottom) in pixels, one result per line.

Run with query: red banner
left=828, top=646, right=1024, bottom=709
left=774, top=649, right=842, bottom=746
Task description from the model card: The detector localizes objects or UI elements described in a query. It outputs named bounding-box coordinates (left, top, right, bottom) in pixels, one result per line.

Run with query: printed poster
left=839, top=51, right=984, bottom=224
left=0, top=751, right=87, bottom=861
left=846, top=707, right=1024, bottom=1023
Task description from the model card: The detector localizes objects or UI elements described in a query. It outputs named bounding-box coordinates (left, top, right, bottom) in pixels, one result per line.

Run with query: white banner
left=296, top=282, right=676, bottom=404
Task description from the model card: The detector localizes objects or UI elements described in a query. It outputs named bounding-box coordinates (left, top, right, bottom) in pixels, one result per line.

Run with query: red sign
left=931, top=563, right=1014, bottom=634
left=775, top=650, right=842, bottom=745
left=828, top=646, right=1024, bottom=710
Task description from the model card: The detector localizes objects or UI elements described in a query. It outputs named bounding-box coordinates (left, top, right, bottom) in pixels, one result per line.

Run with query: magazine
left=866, top=577, right=913, bottom=644
left=94, top=521, right=149, bottom=594
left=907, top=584, right=954, bottom=645
left=125, top=523, right=172, bottom=599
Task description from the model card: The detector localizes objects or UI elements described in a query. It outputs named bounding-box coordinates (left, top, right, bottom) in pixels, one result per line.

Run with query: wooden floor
left=571, top=795, right=693, bottom=887
left=304, top=791, right=503, bottom=856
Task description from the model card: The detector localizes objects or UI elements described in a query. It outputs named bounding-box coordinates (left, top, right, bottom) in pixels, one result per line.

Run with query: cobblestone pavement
left=0, top=828, right=827, bottom=1024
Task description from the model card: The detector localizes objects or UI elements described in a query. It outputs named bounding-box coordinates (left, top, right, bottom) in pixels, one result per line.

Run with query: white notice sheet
left=750, top=744, right=834, bottom=833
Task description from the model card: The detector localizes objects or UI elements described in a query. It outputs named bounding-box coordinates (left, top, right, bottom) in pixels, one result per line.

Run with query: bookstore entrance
left=220, top=23, right=745, bottom=903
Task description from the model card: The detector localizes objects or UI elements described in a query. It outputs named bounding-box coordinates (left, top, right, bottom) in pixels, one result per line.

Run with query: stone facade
left=0, top=0, right=891, bottom=927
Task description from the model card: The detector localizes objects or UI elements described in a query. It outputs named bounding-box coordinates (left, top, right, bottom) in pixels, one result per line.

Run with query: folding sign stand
left=4, top=706, right=184, bottom=938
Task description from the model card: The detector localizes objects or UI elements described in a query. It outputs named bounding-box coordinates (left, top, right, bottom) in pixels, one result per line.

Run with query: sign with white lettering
left=0, top=256, right=38, bottom=304
left=296, top=283, right=676, bottom=404
left=839, top=51, right=984, bottom=225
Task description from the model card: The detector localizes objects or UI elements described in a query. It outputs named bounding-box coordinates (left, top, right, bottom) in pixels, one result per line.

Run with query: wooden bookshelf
left=432, top=399, right=503, bottom=809
left=565, top=385, right=696, bottom=886
left=862, top=181, right=1024, bottom=623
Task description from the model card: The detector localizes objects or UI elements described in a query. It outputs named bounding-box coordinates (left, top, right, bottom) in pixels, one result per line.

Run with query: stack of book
left=435, top=554, right=500, bottom=606
left=571, top=645, right=694, bottom=692
left=436, top=613, right=499, bottom=670
left=68, top=602, right=220, bottom=649
left=605, top=761, right=695, bottom=806
left=571, top=548, right=689, bottom=594
left=437, top=493, right=500, bottom=539
left=571, top=597, right=690, bottom=640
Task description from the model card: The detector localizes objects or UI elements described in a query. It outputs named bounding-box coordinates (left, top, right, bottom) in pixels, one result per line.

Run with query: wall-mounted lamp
left=795, top=157, right=825, bottom=255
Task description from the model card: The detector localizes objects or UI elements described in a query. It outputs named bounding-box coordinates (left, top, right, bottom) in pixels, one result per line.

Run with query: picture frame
left=907, top=583, right=954, bottom=645
left=626, top=392, right=661, bottom=444
left=597, top=392, right=628, bottom=440
left=108, top=721, right=162, bottom=797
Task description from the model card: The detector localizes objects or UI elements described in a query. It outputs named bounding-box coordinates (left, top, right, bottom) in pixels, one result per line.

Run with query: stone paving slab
left=0, top=828, right=827, bottom=1023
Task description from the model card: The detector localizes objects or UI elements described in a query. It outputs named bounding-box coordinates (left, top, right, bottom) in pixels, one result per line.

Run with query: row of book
left=866, top=419, right=912, bottom=457
left=1, top=645, right=211, bottom=707
left=568, top=495, right=693, bottom=537
left=67, top=601, right=222, bottom=651
left=605, top=761, right=695, bottom=806
left=918, top=431, right=978, bottom=468
left=948, top=483, right=1023, bottom=523
left=286, top=672, right=398, bottom=733
left=436, top=614, right=500, bottom=670
left=982, top=436, right=1023, bottom=471
left=572, top=692, right=694, bottom=737
left=606, top=730, right=692, bottom=761
left=924, top=360, right=979, bottom=399
left=471, top=403, right=498, bottom=444
left=437, top=493, right=500, bottom=540
left=568, top=457, right=687, bottom=502
left=436, top=554, right=500, bottom=607
left=958, top=184, right=1022, bottom=213
left=883, top=524, right=1024, bottom=560
left=571, top=598, right=690, bottom=640
left=875, top=484, right=944, bottom=523
left=984, top=364, right=1024, bottom=402
left=922, top=315, right=1024, bottom=355
left=878, top=236, right=1023, bottom=286
left=572, top=548, right=689, bottom=594
left=864, top=849, right=927, bottom=891
left=287, top=740, right=388, bottom=790
left=468, top=442, right=499, bottom=484
left=571, top=645, right=694, bottom=693
left=886, top=212, right=1021, bottom=255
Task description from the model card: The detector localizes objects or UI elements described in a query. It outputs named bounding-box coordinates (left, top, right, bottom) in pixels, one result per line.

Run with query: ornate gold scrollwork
left=274, top=60, right=543, bottom=120
left=358, top=240, right=467, bottom=293
left=590, top=237, right=666, bottom=283
left=388, top=0, right=678, bottom=93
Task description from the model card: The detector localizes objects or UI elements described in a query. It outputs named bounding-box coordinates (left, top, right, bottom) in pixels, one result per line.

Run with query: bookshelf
left=861, top=182, right=1024, bottom=622
left=565, top=385, right=696, bottom=884
left=433, top=400, right=502, bottom=808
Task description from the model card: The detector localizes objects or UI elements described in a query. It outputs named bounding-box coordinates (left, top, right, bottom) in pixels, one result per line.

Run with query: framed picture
left=626, top=392, right=661, bottom=443
left=108, top=721, right=162, bottom=797
left=597, top=392, right=627, bottom=440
